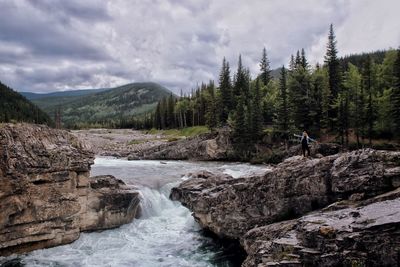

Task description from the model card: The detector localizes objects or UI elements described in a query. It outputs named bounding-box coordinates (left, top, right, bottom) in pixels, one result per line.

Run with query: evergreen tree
left=250, top=78, right=263, bottom=140
left=324, top=24, right=341, bottom=131
left=234, top=55, right=249, bottom=103
left=205, top=81, right=218, bottom=130
left=275, top=66, right=289, bottom=132
left=310, top=64, right=325, bottom=135
left=288, top=50, right=312, bottom=131
left=232, top=95, right=249, bottom=145
left=154, top=102, right=162, bottom=129
left=289, top=55, right=295, bottom=72
left=362, top=56, right=374, bottom=146
left=343, top=63, right=362, bottom=147
left=392, top=49, right=400, bottom=138
left=259, top=47, right=271, bottom=86
left=167, top=93, right=175, bottom=128
left=218, top=57, right=233, bottom=123
left=301, top=48, right=308, bottom=69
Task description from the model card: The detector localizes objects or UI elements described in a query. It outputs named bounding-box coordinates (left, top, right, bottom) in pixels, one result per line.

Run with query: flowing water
left=1, top=158, right=269, bottom=267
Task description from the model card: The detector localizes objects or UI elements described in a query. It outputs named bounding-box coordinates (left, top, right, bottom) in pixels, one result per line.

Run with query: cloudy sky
left=0, top=0, right=399, bottom=93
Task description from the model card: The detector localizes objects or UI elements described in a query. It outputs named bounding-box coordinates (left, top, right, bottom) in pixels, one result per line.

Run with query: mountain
left=21, top=88, right=108, bottom=100
left=0, top=81, right=53, bottom=125
left=30, top=82, right=173, bottom=128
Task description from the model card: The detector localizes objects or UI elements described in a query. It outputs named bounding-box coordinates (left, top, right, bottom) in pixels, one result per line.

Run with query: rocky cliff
left=0, top=123, right=140, bottom=256
left=171, top=149, right=400, bottom=266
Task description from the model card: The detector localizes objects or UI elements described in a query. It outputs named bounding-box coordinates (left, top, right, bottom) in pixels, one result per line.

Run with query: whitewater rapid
left=1, top=158, right=269, bottom=267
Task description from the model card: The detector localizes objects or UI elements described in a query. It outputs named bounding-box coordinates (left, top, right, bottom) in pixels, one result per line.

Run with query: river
left=2, top=158, right=269, bottom=267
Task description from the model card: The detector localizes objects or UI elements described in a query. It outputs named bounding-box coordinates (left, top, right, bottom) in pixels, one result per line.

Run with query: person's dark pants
left=302, top=144, right=310, bottom=157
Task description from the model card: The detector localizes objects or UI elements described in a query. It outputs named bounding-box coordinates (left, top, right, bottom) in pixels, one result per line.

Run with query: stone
left=171, top=149, right=400, bottom=266
left=0, top=123, right=140, bottom=256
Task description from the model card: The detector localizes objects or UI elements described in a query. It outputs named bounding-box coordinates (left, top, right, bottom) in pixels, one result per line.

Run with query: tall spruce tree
left=392, top=49, right=400, bottom=138
left=310, top=64, right=324, bottom=135
left=259, top=47, right=271, bottom=86
left=205, top=81, right=218, bottom=130
left=218, top=57, right=232, bottom=123
left=275, top=66, right=289, bottom=136
left=362, top=56, right=374, bottom=146
left=344, top=63, right=362, bottom=147
left=288, top=50, right=312, bottom=131
left=232, top=95, right=248, bottom=144
left=324, top=24, right=341, bottom=131
left=251, top=78, right=263, bottom=140
left=234, top=55, right=249, bottom=103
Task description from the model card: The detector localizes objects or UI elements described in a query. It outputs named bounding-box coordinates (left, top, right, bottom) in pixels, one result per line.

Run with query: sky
left=0, top=0, right=399, bottom=94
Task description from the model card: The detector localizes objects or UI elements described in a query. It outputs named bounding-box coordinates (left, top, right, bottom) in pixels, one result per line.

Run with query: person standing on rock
left=300, top=131, right=315, bottom=157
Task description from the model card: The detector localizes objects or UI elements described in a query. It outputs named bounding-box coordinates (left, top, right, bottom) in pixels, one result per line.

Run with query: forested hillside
left=0, top=82, right=53, bottom=125
left=21, top=88, right=108, bottom=100
left=151, top=24, right=400, bottom=151
left=30, top=82, right=173, bottom=129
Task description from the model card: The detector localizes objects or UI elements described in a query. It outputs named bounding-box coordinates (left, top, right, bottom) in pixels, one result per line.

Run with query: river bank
left=1, top=157, right=270, bottom=267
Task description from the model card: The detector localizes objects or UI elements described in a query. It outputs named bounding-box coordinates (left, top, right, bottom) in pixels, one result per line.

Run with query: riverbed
left=2, top=158, right=269, bottom=267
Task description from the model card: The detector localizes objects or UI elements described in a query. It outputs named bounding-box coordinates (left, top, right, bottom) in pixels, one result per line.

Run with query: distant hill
left=30, top=82, right=173, bottom=128
left=21, top=88, right=108, bottom=100
left=0, top=81, right=53, bottom=125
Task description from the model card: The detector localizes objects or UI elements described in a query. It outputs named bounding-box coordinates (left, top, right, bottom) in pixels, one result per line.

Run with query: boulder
left=171, top=149, right=400, bottom=266
left=80, top=175, right=140, bottom=231
left=0, top=123, right=140, bottom=256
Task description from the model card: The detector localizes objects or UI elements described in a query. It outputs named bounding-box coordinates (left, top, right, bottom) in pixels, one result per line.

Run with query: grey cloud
left=29, top=0, right=111, bottom=22
left=0, top=0, right=399, bottom=94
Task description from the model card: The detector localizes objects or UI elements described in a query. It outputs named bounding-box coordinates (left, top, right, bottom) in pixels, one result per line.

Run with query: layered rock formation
left=128, top=128, right=233, bottom=160
left=0, top=123, right=140, bottom=256
left=171, top=149, right=400, bottom=266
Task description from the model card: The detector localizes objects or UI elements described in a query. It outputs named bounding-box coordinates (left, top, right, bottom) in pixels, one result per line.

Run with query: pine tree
left=259, top=47, right=271, bottom=86
left=288, top=50, right=312, bottom=131
left=301, top=48, right=308, bottom=69
left=324, top=24, right=341, bottom=131
left=205, top=81, right=218, bottom=130
left=218, top=57, right=232, bottom=123
left=234, top=55, right=249, bottom=103
left=289, top=55, right=295, bottom=72
left=343, top=63, right=362, bottom=147
left=392, top=49, right=400, bottom=138
left=167, top=93, right=175, bottom=128
left=232, top=95, right=248, bottom=144
left=362, top=56, right=374, bottom=146
left=251, top=78, right=263, bottom=140
left=275, top=66, right=289, bottom=138
left=310, top=64, right=324, bottom=135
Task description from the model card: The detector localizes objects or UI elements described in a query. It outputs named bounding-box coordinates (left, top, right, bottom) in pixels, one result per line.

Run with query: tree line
left=0, top=81, right=53, bottom=126
left=137, top=25, right=400, bottom=149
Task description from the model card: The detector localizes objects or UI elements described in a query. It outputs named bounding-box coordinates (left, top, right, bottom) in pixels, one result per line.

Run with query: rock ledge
left=0, top=123, right=140, bottom=256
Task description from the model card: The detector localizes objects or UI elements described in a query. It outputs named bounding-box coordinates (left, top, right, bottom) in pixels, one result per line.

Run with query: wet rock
left=171, top=149, right=400, bottom=266
left=80, top=175, right=140, bottom=231
left=0, top=123, right=140, bottom=256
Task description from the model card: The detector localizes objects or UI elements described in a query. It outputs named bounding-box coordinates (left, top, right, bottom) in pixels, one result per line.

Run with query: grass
left=144, top=126, right=209, bottom=138
left=127, top=139, right=147, bottom=145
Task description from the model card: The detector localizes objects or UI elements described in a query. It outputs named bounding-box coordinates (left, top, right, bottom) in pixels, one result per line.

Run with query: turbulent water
left=2, top=158, right=269, bottom=267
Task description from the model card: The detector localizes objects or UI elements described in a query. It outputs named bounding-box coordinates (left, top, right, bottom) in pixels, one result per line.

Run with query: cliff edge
left=0, top=123, right=140, bottom=256
left=171, top=149, right=400, bottom=266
